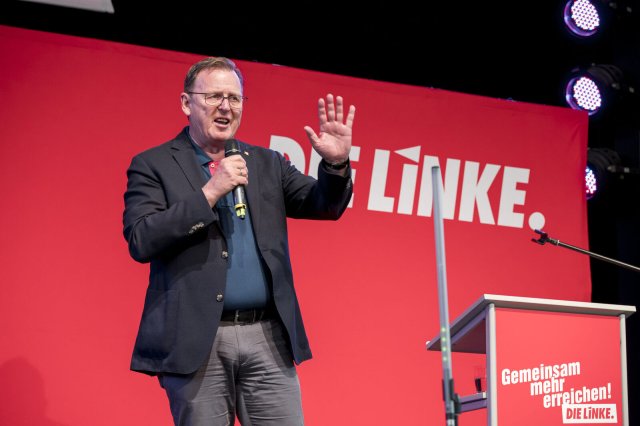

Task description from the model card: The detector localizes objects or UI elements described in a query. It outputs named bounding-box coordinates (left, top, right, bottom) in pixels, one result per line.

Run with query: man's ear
left=180, top=92, right=191, bottom=116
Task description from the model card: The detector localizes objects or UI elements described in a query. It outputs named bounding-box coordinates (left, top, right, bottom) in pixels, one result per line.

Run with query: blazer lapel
left=170, top=132, right=208, bottom=191
left=169, top=130, right=225, bottom=239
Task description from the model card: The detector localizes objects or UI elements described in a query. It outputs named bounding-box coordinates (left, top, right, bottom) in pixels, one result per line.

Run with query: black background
left=2, top=0, right=639, bottom=422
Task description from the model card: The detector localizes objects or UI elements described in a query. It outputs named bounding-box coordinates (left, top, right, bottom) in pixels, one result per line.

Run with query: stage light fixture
left=564, top=0, right=602, bottom=37
left=585, top=147, right=621, bottom=200
left=585, top=166, right=597, bottom=199
left=565, top=64, right=628, bottom=115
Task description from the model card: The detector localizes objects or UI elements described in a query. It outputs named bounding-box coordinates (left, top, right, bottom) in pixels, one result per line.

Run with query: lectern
left=427, top=294, right=635, bottom=425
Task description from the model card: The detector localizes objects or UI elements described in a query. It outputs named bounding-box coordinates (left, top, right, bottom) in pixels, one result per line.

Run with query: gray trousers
left=159, top=319, right=304, bottom=426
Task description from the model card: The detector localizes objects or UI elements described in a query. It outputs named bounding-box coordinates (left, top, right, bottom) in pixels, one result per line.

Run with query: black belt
left=219, top=308, right=272, bottom=325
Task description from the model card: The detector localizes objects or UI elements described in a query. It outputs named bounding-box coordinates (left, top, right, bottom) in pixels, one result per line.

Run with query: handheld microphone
left=224, top=139, right=247, bottom=219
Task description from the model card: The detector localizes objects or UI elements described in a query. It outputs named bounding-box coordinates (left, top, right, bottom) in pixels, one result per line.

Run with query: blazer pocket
left=135, top=288, right=179, bottom=359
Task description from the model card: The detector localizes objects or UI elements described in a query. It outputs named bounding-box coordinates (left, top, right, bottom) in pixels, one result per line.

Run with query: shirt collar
left=186, top=130, right=213, bottom=167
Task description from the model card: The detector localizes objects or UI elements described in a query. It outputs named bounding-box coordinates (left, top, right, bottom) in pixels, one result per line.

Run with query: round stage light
left=565, top=64, right=626, bottom=115
left=563, top=0, right=601, bottom=37
left=586, top=148, right=622, bottom=200
left=566, top=75, right=602, bottom=115
left=585, top=166, right=597, bottom=199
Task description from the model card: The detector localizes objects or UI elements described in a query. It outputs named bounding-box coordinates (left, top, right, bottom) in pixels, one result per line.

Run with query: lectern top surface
left=426, top=294, right=635, bottom=352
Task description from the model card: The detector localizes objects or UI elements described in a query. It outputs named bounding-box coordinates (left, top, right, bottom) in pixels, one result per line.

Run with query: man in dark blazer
left=123, top=57, right=355, bottom=425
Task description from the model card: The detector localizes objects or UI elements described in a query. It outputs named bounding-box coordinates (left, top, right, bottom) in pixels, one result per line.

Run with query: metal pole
left=432, top=166, right=459, bottom=426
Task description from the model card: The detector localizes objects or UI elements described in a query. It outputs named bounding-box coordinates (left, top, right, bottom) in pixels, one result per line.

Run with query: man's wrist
left=324, top=158, right=349, bottom=170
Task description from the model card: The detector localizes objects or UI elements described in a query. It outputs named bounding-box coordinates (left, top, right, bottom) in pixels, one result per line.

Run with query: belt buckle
left=233, top=309, right=248, bottom=324
left=227, top=308, right=265, bottom=325
left=233, top=309, right=256, bottom=324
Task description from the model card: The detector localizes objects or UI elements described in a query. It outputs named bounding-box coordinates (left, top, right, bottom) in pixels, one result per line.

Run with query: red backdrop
left=0, top=25, right=590, bottom=425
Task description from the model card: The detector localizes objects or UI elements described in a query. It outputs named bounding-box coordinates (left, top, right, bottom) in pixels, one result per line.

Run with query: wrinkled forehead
left=194, top=68, right=243, bottom=92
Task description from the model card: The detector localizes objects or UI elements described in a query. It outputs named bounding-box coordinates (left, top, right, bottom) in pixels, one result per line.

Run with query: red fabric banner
left=0, top=25, right=590, bottom=425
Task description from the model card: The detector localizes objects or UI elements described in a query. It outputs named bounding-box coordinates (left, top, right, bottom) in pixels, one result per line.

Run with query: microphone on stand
left=224, top=139, right=247, bottom=219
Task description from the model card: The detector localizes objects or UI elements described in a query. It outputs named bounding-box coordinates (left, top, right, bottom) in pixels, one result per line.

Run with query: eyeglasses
left=187, top=92, right=247, bottom=109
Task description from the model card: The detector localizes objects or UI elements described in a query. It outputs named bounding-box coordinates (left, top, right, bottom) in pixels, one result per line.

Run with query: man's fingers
left=325, top=94, right=335, bottom=121
left=346, top=105, right=356, bottom=128
left=317, top=98, right=327, bottom=127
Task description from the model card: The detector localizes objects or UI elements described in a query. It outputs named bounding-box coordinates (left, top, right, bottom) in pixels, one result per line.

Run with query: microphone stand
left=532, top=229, right=640, bottom=273
left=432, top=166, right=460, bottom=425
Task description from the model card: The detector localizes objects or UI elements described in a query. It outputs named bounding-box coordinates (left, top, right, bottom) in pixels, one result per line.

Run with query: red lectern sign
left=426, top=294, right=634, bottom=426
left=496, top=309, right=622, bottom=425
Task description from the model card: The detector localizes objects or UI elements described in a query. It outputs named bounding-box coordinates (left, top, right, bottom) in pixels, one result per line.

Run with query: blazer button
left=221, top=250, right=229, bottom=259
left=216, top=294, right=224, bottom=302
